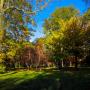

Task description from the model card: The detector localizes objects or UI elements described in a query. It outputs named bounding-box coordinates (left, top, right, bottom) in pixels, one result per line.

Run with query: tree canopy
left=43, top=6, right=90, bottom=69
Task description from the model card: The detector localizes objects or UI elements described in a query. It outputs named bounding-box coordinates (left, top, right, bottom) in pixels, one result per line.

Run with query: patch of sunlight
left=14, top=78, right=28, bottom=85
left=0, top=71, right=39, bottom=80
left=13, top=71, right=45, bottom=85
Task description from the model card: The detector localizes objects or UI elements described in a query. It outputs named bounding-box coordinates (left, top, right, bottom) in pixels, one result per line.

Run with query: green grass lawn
left=0, top=69, right=90, bottom=90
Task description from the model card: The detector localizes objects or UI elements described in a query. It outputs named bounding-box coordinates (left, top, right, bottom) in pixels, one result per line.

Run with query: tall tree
left=62, top=17, right=84, bottom=69
left=0, top=0, right=50, bottom=70
left=43, top=7, right=80, bottom=69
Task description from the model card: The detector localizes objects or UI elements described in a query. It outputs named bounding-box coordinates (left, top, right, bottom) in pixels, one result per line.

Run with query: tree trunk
left=75, top=56, right=78, bottom=70
left=70, top=61, right=72, bottom=67
left=57, top=60, right=62, bottom=70
left=61, top=60, right=64, bottom=67
left=0, top=0, right=6, bottom=42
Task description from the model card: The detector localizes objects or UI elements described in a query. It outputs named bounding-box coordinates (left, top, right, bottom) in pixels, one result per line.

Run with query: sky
left=31, top=0, right=87, bottom=41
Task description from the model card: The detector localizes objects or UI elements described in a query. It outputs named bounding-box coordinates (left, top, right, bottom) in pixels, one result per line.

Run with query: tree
left=81, top=8, right=90, bottom=66
left=44, top=6, right=79, bottom=33
left=0, top=0, right=50, bottom=70
left=43, top=7, right=80, bottom=70
left=62, top=17, right=84, bottom=70
left=34, top=38, right=48, bottom=69
left=0, top=0, right=33, bottom=70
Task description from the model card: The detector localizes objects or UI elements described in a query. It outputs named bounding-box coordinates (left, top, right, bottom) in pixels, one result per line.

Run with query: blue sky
left=31, top=0, right=87, bottom=41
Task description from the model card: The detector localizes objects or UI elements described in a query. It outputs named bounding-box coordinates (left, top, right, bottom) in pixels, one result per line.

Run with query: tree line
left=0, top=0, right=90, bottom=71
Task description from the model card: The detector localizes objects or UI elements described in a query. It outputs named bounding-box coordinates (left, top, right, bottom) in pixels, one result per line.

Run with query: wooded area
left=0, top=0, right=90, bottom=90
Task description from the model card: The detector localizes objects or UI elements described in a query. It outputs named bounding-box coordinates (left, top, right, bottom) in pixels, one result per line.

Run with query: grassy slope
left=0, top=69, right=90, bottom=90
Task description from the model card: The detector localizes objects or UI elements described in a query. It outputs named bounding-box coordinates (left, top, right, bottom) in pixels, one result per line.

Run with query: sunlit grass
left=0, top=69, right=90, bottom=90
left=0, top=70, right=45, bottom=90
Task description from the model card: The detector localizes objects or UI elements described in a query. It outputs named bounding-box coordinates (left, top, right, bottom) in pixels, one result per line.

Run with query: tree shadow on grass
left=0, top=70, right=90, bottom=90
left=13, top=71, right=61, bottom=90
left=0, top=71, right=61, bottom=90
left=61, top=71, right=90, bottom=90
left=0, top=71, right=17, bottom=77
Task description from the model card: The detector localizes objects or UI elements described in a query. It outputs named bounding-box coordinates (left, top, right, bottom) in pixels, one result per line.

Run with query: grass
left=0, top=68, right=90, bottom=90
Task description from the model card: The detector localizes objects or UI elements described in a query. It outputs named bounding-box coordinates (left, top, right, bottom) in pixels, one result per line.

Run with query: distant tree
left=34, top=38, right=48, bottom=69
